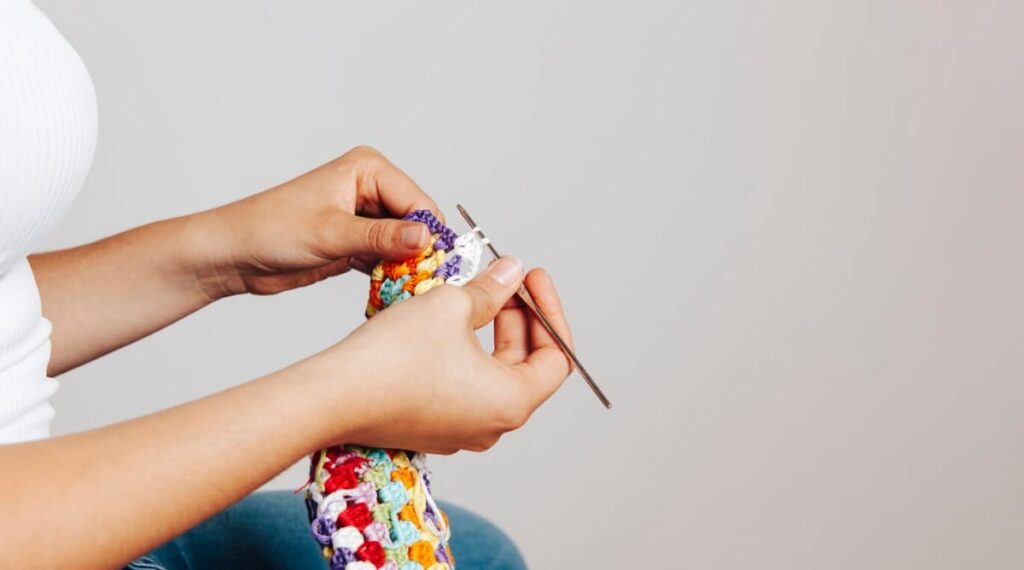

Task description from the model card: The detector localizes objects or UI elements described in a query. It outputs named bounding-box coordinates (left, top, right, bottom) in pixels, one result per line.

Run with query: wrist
left=183, top=205, right=247, bottom=301
left=277, top=343, right=373, bottom=450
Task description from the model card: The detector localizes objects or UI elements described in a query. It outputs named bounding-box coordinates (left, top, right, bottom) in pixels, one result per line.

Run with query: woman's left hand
left=194, top=145, right=442, bottom=299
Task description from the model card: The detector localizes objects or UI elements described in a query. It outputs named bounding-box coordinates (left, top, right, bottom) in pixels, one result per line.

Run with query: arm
left=31, top=146, right=438, bottom=376
left=29, top=215, right=218, bottom=375
left=0, top=261, right=573, bottom=569
left=0, top=354, right=338, bottom=568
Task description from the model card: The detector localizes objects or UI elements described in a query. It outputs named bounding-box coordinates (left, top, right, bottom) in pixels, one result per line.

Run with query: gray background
left=37, top=1, right=1024, bottom=568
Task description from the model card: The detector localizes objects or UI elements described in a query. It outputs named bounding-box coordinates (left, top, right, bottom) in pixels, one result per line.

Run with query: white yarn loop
left=318, top=491, right=347, bottom=520
left=419, top=468, right=451, bottom=539
left=331, top=526, right=365, bottom=551
left=444, top=229, right=488, bottom=286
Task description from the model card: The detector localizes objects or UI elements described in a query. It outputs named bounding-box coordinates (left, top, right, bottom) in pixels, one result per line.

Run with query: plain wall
left=36, top=1, right=1024, bottom=568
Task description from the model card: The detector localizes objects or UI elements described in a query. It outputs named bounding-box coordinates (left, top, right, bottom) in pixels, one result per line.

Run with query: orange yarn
left=391, top=467, right=416, bottom=489
left=398, top=503, right=419, bottom=525
left=409, top=541, right=438, bottom=567
left=367, top=239, right=446, bottom=316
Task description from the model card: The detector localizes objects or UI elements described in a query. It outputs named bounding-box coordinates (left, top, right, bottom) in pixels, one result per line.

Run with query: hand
left=300, top=257, right=575, bottom=454
left=194, top=145, right=442, bottom=299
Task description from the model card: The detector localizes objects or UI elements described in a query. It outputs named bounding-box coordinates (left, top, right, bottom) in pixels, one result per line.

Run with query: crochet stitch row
left=306, top=209, right=485, bottom=570
left=306, top=447, right=454, bottom=570
left=366, top=210, right=484, bottom=318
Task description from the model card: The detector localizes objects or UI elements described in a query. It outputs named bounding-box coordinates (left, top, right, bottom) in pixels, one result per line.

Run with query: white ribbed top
left=0, top=0, right=97, bottom=443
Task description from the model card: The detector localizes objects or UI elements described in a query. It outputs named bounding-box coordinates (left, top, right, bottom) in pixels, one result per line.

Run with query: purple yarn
left=434, top=232, right=456, bottom=251
left=433, top=254, right=462, bottom=280
left=310, top=515, right=335, bottom=546
left=435, top=543, right=450, bottom=564
left=349, top=481, right=378, bottom=506
left=404, top=209, right=457, bottom=251
left=329, top=547, right=356, bottom=569
left=422, top=500, right=440, bottom=529
left=403, top=209, right=444, bottom=234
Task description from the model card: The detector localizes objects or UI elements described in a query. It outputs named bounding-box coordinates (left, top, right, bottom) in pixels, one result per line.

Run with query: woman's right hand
left=3, top=240, right=576, bottom=570
left=298, top=256, right=575, bottom=455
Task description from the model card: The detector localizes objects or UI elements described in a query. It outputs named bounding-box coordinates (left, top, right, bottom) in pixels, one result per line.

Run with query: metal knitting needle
left=456, top=204, right=612, bottom=409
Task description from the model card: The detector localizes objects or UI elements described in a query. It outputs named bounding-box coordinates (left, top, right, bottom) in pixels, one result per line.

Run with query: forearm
left=28, top=148, right=447, bottom=376
left=29, top=211, right=227, bottom=376
left=0, top=354, right=351, bottom=569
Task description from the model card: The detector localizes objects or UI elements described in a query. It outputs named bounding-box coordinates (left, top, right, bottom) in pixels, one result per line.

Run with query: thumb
left=462, top=256, right=524, bottom=328
left=325, top=214, right=430, bottom=260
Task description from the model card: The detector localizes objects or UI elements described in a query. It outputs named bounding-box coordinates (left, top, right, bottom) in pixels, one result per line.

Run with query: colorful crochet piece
left=304, top=210, right=486, bottom=570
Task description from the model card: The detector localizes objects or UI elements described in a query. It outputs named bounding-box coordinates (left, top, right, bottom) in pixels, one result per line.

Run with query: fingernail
left=401, top=225, right=427, bottom=248
left=490, top=256, right=523, bottom=285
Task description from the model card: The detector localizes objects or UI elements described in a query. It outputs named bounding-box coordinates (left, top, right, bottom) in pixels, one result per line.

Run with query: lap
left=127, top=490, right=526, bottom=570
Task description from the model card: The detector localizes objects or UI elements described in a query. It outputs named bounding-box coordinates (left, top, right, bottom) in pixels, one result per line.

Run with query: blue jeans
left=126, top=491, right=526, bottom=570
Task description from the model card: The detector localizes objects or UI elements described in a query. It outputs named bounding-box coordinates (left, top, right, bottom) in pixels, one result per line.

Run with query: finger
left=348, top=146, right=445, bottom=223
left=314, top=257, right=355, bottom=282
left=318, top=212, right=430, bottom=261
left=493, top=298, right=530, bottom=364
left=513, top=269, right=575, bottom=404
left=347, top=255, right=377, bottom=275
left=515, top=345, right=573, bottom=407
left=461, top=256, right=524, bottom=329
left=524, top=268, right=575, bottom=352
left=258, top=257, right=353, bottom=293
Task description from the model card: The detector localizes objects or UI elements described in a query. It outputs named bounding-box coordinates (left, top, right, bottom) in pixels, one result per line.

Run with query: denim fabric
left=124, top=491, right=526, bottom=570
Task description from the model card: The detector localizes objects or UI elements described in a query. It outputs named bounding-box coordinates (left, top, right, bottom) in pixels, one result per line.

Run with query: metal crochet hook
left=456, top=204, right=612, bottom=409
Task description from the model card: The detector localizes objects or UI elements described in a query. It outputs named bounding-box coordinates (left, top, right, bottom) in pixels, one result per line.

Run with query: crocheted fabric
left=304, top=210, right=486, bottom=570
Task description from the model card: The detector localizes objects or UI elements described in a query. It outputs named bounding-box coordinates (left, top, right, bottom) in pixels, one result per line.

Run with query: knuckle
left=512, top=393, right=535, bottom=428
left=349, top=144, right=382, bottom=160
left=366, top=220, right=391, bottom=251
left=469, top=434, right=500, bottom=452
left=495, top=400, right=531, bottom=431
left=510, top=407, right=530, bottom=430
left=337, top=146, right=388, bottom=180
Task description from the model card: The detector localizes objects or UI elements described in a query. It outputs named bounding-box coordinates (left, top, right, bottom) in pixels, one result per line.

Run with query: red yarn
left=324, top=470, right=357, bottom=493
left=356, top=540, right=386, bottom=567
left=323, top=457, right=368, bottom=493
left=327, top=455, right=369, bottom=475
left=337, top=502, right=373, bottom=530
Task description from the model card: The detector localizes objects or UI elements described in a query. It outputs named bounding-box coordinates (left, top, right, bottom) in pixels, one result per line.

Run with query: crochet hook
left=456, top=204, right=613, bottom=409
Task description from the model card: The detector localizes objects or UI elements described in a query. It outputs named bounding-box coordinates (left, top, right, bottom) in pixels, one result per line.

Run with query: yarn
left=304, top=210, right=487, bottom=570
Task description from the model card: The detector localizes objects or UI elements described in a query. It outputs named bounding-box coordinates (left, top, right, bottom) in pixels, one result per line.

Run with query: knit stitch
left=305, top=210, right=486, bottom=570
